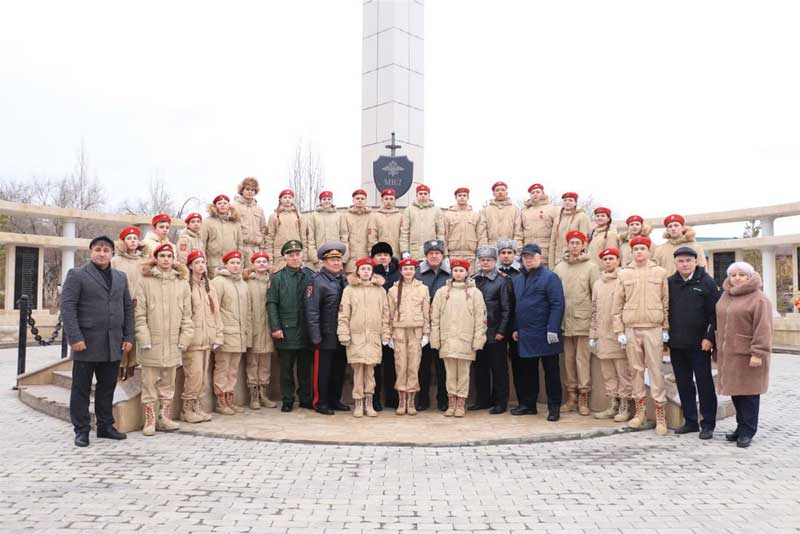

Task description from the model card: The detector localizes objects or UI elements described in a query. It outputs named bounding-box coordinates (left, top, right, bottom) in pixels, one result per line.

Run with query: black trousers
left=280, top=348, right=313, bottom=405
left=518, top=354, right=562, bottom=408
left=508, top=339, right=525, bottom=405
left=313, top=345, right=347, bottom=409
left=670, top=347, right=718, bottom=429
left=474, top=341, right=509, bottom=408
left=732, top=395, right=760, bottom=438
left=70, top=359, right=120, bottom=434
left=417, top=345, right=447, bottom=409
left=374, top=345, right=399, bottom=408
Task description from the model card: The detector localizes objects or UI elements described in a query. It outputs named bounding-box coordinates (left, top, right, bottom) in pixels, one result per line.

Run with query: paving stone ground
left=1, top=347, right=799, bottom=533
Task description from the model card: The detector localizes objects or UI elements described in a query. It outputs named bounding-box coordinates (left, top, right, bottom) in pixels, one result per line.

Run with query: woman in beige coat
left=210, top=250, right=253, bottom=415
left=134, top=243, right=194, bottom=436
left=587, top=207, right=620, bottom=269
left=244, top=251, right=277, bottom=410
left=265, top=189, right=307, bottom=272
left=430, top=259, right=487, bottom=418
left=344, top=190, right=372, bottom=272
left=549, top=192, right=591, bottom=267
left=201, top=194, right=243, bottom=277
left=337, top=258, right=388, bottom=418
left=181, top=250, right=224, bottom=423
left=385, top=258, right=431, bottom=415
left=112, top=226, right=144, bottom=380
left=519, top=183, right=557, bottom=264
left=233, top=177, right=268, bottom=267
left=715, top=262, right=772, bottom=448
left=618, top=215, right=651, bottom=267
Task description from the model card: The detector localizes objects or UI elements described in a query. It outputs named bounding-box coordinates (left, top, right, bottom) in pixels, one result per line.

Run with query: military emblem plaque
left=373, top=132, right=414, bottom=199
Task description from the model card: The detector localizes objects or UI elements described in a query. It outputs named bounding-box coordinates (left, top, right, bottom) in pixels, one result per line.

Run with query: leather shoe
left=699, top=428, right=714, bottom=440
left=547, top=412, right=560, bottom=422
left=674, top=423, right=700, bottom=435
left=489, top=405, right=506, bottom=415
left=437, top=401, right=448, bottom=412
left=331, top=401, right=351, bottom=412
left=97, top=426, right=127, bottom=440
left=281, top=403, right=293, bottom=412
left=373, top=399, right=383, bottom=412
left=298, top=402, right=313, bottom=410
left=547, top=405, right=560, bottom=422
left=315, top=405, right=335, bottom=415
left=725, top=430, right=740, bottom=442
left=510, top=405, right=534, bottom=416
left=74, top=432, right=90, bottom=447
left=467, top=403, right=490, bottom=411
left=736, top=435, right=752, bottom=448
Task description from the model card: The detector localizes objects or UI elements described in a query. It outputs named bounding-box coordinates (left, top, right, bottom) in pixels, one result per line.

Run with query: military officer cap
left=476, top=246, right=497, bottom=259
left=423, top=239, right=445, bottom=255
left=496, top=239, right=517, bottom=252
left=318, top=240, right=347, bottom=260
left=281, top=239, right=304, bottom=256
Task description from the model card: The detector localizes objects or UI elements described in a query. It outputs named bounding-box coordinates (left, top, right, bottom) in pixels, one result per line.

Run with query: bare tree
left=118, top=174, right=176, bottom=217
left=287, top=139, right=324, bottom=212
left=743, top=219, right=761, bottom=238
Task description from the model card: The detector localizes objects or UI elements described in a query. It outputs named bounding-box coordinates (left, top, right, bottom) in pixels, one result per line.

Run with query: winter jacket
left=175, top=228, right=204, bottom=265
left=430, top=279, right=487, bottom=361
left=519, top=197, right=556, bottom=259
left=587, top=226, right=620, bottom=268
left=590, top=269, right=627, bottom=360
left=400, top=200, right=446, bottom=259
left=134, top=262, right=194, bottom=367
left=305, top=267, right=348, bottom=350
left=265, top=205, right=307, bottom=271
left=479, top=199, right=521, bottom=250
left=549, top=207, right=591, bottom=267
left=201, top=204, right=242, bottom=276
left=498, top=261, right=522, bottom=280
left=111, top=241, right=144, bottom=303
left=367, top=207, right=404, bottom=259
left=385, top=278, right=431, bottom=332
left=472, top=269, right=513, bottom=342
left=619, top=224, right=652, bottom=268
left=653, top=226, right=707, bottom=276
left=337, top=274, right=388, bottom=365
left=444, top=205, right=486, bottom=257
left=306, top=206, right=348, bottom=266
left=611, top=260, right=669, bottom=333
left=512, top=266, right=565, bottom=358
left=715, top=273, right=772, bottom=396
left=343, top=206, right=371, bottom=272
left=141, top=231, right=175, bottom=260
left=667, top=267, right=720, bottom=349
left=245, top=270, right=274, bottom=353
left=185, top=278, right=224, bottom=352
left=210, top=266, right=252, bottom=353
left=553, top=251, right=600, bottom=337
left=416, top=259, right=452, bottom=300
left=233, top=195, right=267, bottom=248
left=374, top=259, right=400, bottom=291
left=266, top=264, right=314, bottom=350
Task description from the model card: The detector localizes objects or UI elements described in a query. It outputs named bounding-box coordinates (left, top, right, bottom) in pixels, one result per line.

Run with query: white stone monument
left=361, top=0, right=424, bottom=207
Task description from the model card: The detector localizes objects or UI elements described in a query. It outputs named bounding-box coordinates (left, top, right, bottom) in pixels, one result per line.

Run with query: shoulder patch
left=306, top=285, right=313, bottom=298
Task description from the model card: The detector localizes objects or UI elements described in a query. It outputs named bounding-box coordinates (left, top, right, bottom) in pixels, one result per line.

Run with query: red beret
left=594, top=207, right=611, bottom=217
left=222, top=250, right=243, bottom=264
left=664, top=214, right=685, bottom=226
left=562, top=192, right=578, bottom=201
left=630, top=236, right=652, bottom=249
left=454, top=187, right=470, bottom=196
left=279, top=189, right=294, bottom=198
left=153, top=243, right=174, bottom=256
left=528, top=183, right=544, bottom=193
left=119, top=226, right=141, bottom=240
left=416, top=184, right=430, bottom=193
left=381, top=188, right=396, bottom=198
left=186, top=249, right=205, bottom=266
left=355, top=257, right=375, bottom=268
left=184, top=212, right=202, bottom=224
left=599, top=247, right=621, bottom=259
left=319, top=191, right=333, bottom=200
left=626, top=215, right=644, bottom=225
left=352, top=189, right=368, bottom=198
left=151, top=214, right=171, bottom=227
left=566, top=230, right=587, bottom=243
left=491, top=181, right=508, bottom=191
left=398, top=258, right=419, bottom=268
left=450, top=258, right=471, bottom=271
left=213, top=194, right=230, bottom=204
left=250, top=251, right=271, bottom=264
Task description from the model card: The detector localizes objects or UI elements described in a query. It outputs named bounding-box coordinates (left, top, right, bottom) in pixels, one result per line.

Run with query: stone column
left=4, top=245, right=15, bottom=311
left=61, top=220, right=76, bottom=284
left=792, top=246, right=799, bottom=314
left=361, top=0, right=424, bottom=207
left=759, top=217, right=779, bottom=315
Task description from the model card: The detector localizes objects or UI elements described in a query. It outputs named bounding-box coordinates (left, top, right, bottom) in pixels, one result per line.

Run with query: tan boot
left=142, top=403, right=156, bottom=436
left=444, top=395, right=456, bottom=417
left=259, top=385, right=277, bottom=408
left=627, top=398, right=648, bottom=429
left=156, top=400, right=180, bottom=431
left=193, top=399, right=212, bottom=422
left=454, top=397, right=465, bottom=418
left=364, top=395, right=377, bottom=417
left=249, top=385, right=261, bottom=410
left=227, top=392, right=244, bottom=413
left=561, top=389, right=578, bottom=413
left=578, top=391, right=591, bottom=416
left=353, top=398, right=364, bottom=418
left=215, top=393, right=235, bottom=415
left=655, top=402, right=668, bottom=436
left=614, top=398, right=632, bottom=422
left=594, top=397, right=620, bottom=419
left=182, top=399, right=204, bottom=423
left=406, top=392, right=417, bottom=416
left=396, top=392, right=407, bottom=415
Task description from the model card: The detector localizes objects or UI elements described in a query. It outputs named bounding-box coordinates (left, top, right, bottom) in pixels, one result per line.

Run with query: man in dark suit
left=61, top=235, right=135, bottom=447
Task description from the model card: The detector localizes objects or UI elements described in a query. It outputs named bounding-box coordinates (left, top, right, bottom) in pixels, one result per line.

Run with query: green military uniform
left=267, top=240, right=315, bottom=410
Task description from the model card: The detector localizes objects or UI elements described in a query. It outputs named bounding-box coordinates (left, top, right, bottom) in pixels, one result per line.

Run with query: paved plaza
left=1, top=347, right=798, bottom=534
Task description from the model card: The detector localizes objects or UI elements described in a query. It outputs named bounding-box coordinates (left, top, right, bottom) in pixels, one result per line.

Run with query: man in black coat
left=61, top=236, right=134, bottom=447
left=470, top=246, right=513, bottom=414
left=305, top=241, right=349, bottom=415
left=497, top=239, right=525, bottom=407
left=371, top=242, right=400, bottom=411
left=667, top=246, right=722, bottom=439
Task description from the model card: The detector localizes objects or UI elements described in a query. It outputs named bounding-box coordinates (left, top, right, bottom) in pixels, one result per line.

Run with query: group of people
left=60, top=178, right=772, bottom=450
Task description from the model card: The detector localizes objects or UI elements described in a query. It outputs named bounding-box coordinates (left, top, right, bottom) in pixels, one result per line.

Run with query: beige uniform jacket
left=176, top=228, right=204, bottom=266
left=444, top=205, right=485, bottom=257
left=553, top=252, right=600, bottom=337
left=200, top=205, right=243, bottom=276
left=618, top=225, right=652, bottom=268
left=518, top=197, right=557, bottom=259
left=611, top=260, right=670, bottom=333
left=430, top=279, right=487, bottom=361
left=244, top=270, right=274, bottom=353
left=549, top=208, right=591, bottom=267
left=367, top=207, right=404, bottom=259
left=265, top=205, right=307, bottom=271
left=337, top=274, right=388, bottom=365
left=306, top=206, right=348, bottom=266
left=343, top=206, right=371, bottom=272
left=185, top=278, right=224, bottom=352
left=401, top=201, right=446, bottom=259
left=653, top=226, right=707, bottom=277
left=587, top=227, right=620, bottom=269
left=479, top=199, right=521, bottom=249
left=385, top=278, right=431, bottom=333
left=589, top=269, right=627, bottom=359
left=233, top=195, right=268, bottom=249
left=210, top=266, right=253, bottom=353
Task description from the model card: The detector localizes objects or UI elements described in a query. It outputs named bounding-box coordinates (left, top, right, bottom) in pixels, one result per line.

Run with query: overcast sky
left=2, top=1, right=799, bottom=239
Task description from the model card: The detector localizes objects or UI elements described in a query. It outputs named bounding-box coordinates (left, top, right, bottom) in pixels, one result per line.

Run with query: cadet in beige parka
left=112, top=226, right=145, bottom=379
left=141, top=213, right=175, bottom=259
left=176, top=212, right=204, bottom=266
left=518, top=183, right=557, bottom=264
left=587, top=207, right=620, bottom=269
left=265, top=189, right=307, bottom=272
left=343, top=189, right=372, bottom=272
left=201, top=194, right=243, bottom=278
left=479, top=181, right=521, bottom=252
left=400, top=184, right=446, bottom=260
left=653, top=213, right=707, bottom=276
left=306, top=191, right=348, bottom=269
left=367, top=188, right=404, bottom=261
left=618, top=215, right=651, bottom=267
left=233, top=177, right=268, bottom=267
left=444, top=187, right=486, bottom=272
left=244, top=251, right=277, bottom=410
left=549, top=192, right=591, bottom=267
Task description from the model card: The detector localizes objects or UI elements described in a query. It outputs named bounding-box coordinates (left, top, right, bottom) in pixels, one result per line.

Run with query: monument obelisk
left=361, top=0, right=424, bottom=207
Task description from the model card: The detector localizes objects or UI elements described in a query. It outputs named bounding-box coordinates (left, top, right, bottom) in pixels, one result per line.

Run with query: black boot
left=372, top=396, right=383, bottom=412
left=725, top=428, right=740, bottom=442
left=547, top=404, right=560, bottom=422
left=74, top=432, right=90, bottom=447
left=97, top=426, right=127, bottom=440
left=511, top=405, right=534, bottom=416
left=736, top=435, right=752, bottom=448
left=331, top=400, right=351, bottom=412
left=674, top=423, right=700, bottom=435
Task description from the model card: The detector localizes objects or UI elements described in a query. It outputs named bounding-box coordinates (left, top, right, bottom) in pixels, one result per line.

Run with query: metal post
left=17, top=295, right=28, bottom=378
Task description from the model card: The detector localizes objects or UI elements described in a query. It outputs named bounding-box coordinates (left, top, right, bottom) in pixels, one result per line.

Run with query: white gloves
left=382, top=339, right=389, bottom=346
left=662, top=331, right=670, bottom=344
left=212, top=343, right=221, bottom=351
left=546, top=332, right=559, bottom=344
left=143, top=344, right=152, bottom=350
left=617, top=334, right=627, bottom=348
left=588, top=338, right=598, bottom=352
left=421, top=336, right=429, bottom=348
left=383, top=339, right=395, bottom=349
